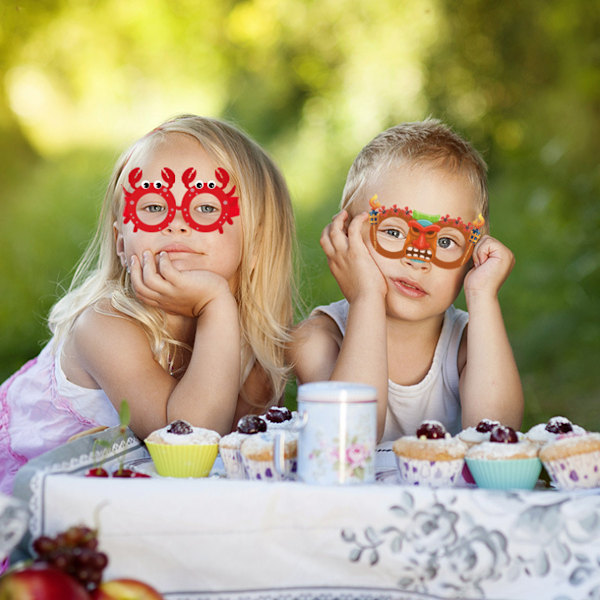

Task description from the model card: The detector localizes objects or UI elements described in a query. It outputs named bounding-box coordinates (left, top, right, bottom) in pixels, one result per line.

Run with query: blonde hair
left=49, top=114, right=296, bottom=406
left=341, top=119, right=489, bottom=231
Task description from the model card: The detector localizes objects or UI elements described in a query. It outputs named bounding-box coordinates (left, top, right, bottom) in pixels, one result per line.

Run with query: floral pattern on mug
left=310, top=433, right=373, bottom=482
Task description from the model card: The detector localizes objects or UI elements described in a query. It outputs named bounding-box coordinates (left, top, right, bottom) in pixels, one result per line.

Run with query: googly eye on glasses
left=368, top=195, right=485, bottom=269
left=122, top=167, right=239, bottom=233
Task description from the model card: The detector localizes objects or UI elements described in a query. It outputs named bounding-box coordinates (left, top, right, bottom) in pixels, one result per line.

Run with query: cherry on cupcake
left=416, top=420, right=447, bottom=440
left=167, top=419, right=194, bottom=435
left=489, top=425, right=518, bottom=443
left=237, top=415, right=267, bottom=434
left=475, top=419, right=501, bottom=433
left=265, top=406, right=292, bottom=423
left=545, top=416, right=573, bottom=434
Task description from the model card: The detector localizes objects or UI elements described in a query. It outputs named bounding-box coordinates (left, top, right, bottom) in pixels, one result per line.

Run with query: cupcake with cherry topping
left=525, top=416, right=586, bottom=449
left=392, top=420, right=468, bottom=488
left=465, top=425, right=541, bottom=490
left=145, top=419, right=221, bottom=478
left=539, top=431, right=600, bottom=490
left=240, top=430, right=298, bottom=481
left=219, top=415, right=267, bottom=479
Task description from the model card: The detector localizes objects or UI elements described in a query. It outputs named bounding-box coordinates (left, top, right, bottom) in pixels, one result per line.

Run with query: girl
left=0, top=114, right=296, bottom=494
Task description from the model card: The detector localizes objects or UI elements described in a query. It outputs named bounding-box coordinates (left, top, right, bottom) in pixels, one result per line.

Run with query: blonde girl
left=0, top=114, right=295, bottom=494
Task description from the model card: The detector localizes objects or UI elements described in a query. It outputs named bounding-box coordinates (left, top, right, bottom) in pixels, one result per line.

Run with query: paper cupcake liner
left=219, top=446, right=247, bottom=479
left=242, top=456, right=298, bottom=481
left=395, top=456, right=464, bottom=488
left=542, top=450, right=600, bottom=490
left=465, top=457, right=541, bottom=490
left=145, top=442, right=218, bottom=478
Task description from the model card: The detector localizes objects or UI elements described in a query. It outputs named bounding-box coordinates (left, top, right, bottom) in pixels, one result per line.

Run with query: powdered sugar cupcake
left=219, top=415, right=267, bottom=479
left=526, top=416, right=586, bottom=449
left=539, top=431, right=600, bottom=490
left=393, top=420, right=468, bottom=488
left=241, top=431, right=298, bottom=481
left=145, top=420, right=221, bottom=477
left=466, top=425, right=541, bottom=490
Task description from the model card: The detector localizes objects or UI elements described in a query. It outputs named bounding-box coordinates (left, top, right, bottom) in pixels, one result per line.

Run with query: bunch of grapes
left=32, top=526, right=109, bottom=591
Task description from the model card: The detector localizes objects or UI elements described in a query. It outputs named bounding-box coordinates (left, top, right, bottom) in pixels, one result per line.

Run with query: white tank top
left=311, top=300, right=468, bottom=442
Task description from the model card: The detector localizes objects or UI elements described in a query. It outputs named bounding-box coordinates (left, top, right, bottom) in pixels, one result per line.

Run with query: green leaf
left=119, top=400, right=131, bottom=428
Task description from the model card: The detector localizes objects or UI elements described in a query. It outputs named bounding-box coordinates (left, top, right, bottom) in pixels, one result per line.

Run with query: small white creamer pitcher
left=276, top=381, right=377, bottom=485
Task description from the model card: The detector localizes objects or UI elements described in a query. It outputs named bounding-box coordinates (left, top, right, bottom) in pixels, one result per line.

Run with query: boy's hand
left=320, top=210, right=387, bottom=302
left=463, top=235, right=515, bottom=300
left=130, top=251, right=232, bottom=317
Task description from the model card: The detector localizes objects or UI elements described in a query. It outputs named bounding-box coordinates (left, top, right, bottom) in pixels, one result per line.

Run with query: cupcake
left=219, top=415, right=267, bottom=479
left=145, top=419, right=220, bottom=478
left=539, top=431, right=600, bottom=490
left=393, top=420, right=468, bottom=488
left=465, top=425, right=541, bottom=490
left=526, top=416, right=586, bottom=449
left=240, top=431, right=298, bottom=481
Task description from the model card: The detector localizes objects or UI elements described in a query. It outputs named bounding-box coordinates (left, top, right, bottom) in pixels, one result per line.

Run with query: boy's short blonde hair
left=341, top=119, right=489, bottom=231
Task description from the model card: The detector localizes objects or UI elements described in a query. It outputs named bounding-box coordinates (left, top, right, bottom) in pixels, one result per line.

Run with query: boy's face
left=355, top=162, right=480, bottom=323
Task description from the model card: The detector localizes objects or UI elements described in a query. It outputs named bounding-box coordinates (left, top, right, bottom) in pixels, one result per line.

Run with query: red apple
left=0, top=564, right=90, bottom=599
left=90, top=579, right=163, bottom=600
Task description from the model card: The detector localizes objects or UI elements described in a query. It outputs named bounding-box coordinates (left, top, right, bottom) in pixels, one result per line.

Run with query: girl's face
left=357, top=162, right=480, bottom=323
left=115, top=133, right=243, bottom=290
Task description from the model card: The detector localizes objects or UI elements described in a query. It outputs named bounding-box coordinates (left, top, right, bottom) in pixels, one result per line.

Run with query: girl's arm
left=459, top=235, right=524, bottom=430
left=68, top=278, right=241, bottom=439
left=289, top=211, right=389, bottom=440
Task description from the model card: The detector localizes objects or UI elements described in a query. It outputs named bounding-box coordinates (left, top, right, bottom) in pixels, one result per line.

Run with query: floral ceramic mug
left=276, top=381, right=377, bottom=485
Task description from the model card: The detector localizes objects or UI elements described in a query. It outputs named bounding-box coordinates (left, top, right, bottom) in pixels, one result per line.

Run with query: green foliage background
left=1, top=0, right=598, bottom=430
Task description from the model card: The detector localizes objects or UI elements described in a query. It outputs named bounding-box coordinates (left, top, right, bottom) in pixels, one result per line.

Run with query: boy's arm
left=459, top=235, right=524, bottom=430
left=289, top=211, right=389, bottom=440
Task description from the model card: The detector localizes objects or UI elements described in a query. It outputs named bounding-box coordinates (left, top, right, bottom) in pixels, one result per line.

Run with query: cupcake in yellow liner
left=465, top=425, right=541, bottom=490
left=393, top=420, right=468, bottom=488
left=219, top=415, right=267, bottom=479
left=145, top=420, right=220, bottom=478
left=525, top=416, right=586, bottom=449
left=241, top=431, right=298, bottom=481
left=539, top=432, right=600, bottom=490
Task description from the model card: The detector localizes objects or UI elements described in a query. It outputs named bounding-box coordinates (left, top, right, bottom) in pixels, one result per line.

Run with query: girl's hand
left=463, top=235, right=515, bottom=300
left=130, top=251, right=232, bottom=317
left=320, top=210, right=387, bottom=303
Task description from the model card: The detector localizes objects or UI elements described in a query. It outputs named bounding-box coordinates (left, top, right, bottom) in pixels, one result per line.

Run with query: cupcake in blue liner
left=393, top=420, right=468, bottom=488
left=539, top=432, right=600, bottom=490
left=465, top=425, right=541, bottom=490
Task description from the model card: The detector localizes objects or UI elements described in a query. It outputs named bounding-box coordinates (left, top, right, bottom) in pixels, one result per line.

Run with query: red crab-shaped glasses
left=122, top=167, right=239, bottom=234
left=368, top=197, right=484, bottom=269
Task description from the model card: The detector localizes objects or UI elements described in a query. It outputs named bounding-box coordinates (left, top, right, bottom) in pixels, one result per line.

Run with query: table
left=12, top=427, right=600, bottom=600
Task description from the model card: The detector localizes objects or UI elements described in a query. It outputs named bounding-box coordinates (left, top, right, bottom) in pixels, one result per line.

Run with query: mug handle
left=273, top=411, right=308, bottom=478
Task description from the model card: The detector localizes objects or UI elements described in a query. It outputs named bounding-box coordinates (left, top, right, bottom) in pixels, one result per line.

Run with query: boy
left=289, top=119, right=523, bottom=442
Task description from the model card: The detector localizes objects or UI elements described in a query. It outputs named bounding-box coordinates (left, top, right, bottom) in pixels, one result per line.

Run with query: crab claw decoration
left=181, top=167, right=239, bottom=233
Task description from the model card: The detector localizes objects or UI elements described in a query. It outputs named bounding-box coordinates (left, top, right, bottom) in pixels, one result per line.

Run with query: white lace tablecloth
left=12, top=427, right=600, bottom=600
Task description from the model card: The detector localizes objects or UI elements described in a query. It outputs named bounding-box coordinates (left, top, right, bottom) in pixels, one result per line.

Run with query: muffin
left=145, top=420, right=221, bottom=477
left=241, top=431, right=298, bottom=481
left=465, top=425, right=541, bottom=490
left=526, top=416, right=586, bottom=449
left=393, top=420, right=468, bottom=488
left=219, top=415, right=267, bottom=479
left=539, top=431, right=600, bottom=490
